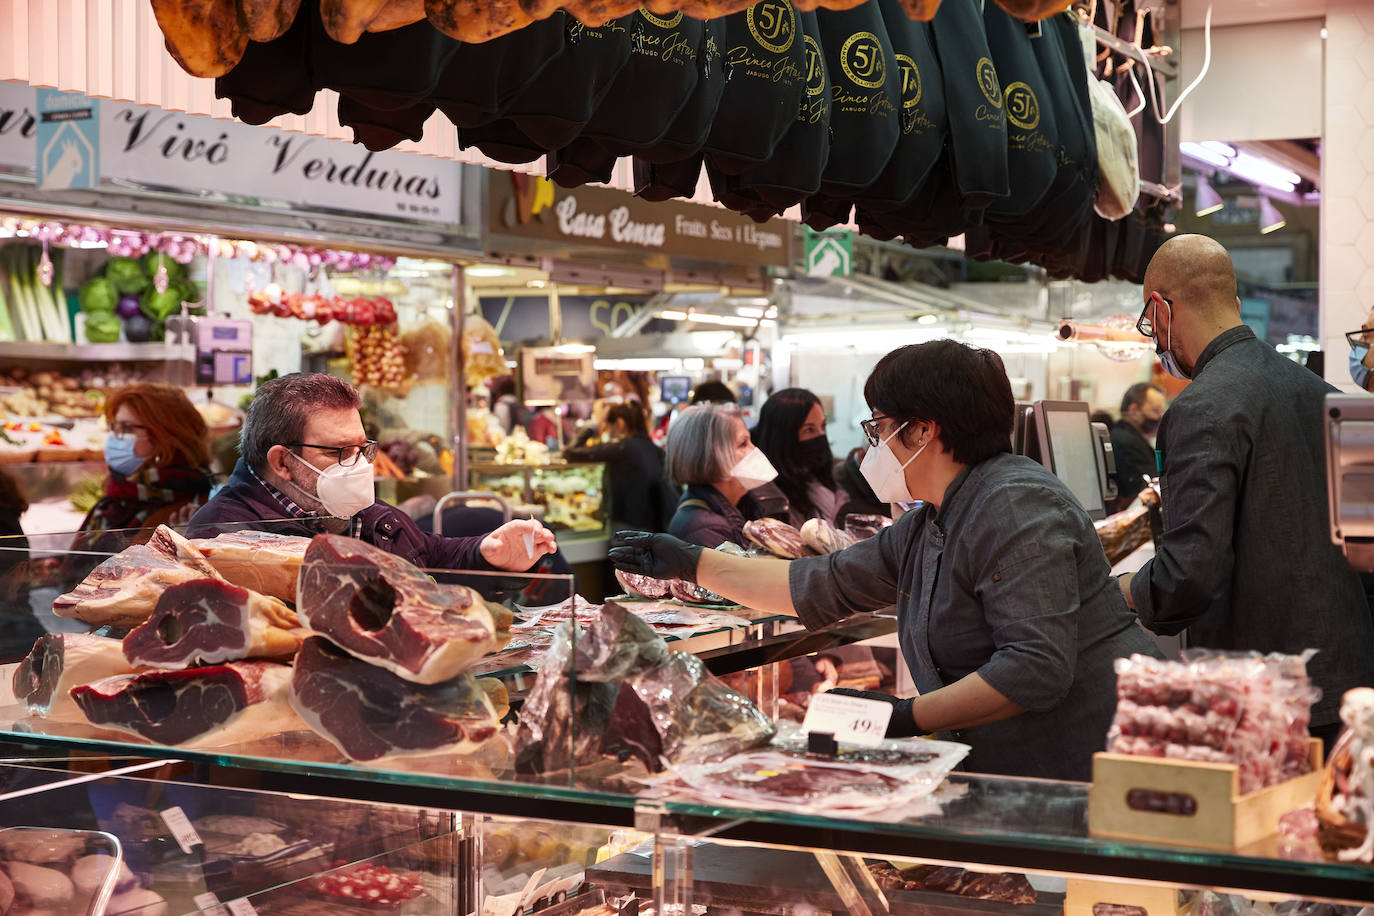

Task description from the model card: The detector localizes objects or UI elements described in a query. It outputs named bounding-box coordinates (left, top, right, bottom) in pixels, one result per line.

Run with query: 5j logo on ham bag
left=748, top=0, right=796, bottom=54
left=639, top=8, right=683, bottom=28
left=895, top=53, right=922, bottom=109
left=804, top=35, right=826, bottom=97
left=976, top=57, right=1002, bottom=108
left=1003, top=81, right=1040, bottom=130
left=841, top=32, right=886, bottom=89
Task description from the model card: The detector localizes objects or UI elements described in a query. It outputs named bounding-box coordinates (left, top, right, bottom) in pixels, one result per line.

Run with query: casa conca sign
left=489, top=175, right=791, bottom=269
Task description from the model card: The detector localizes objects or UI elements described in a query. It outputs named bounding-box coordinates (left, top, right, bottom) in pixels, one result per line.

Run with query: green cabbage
left=140, top=287, right=184, bottom=321
left=106, top=257, right=149, bottom=295
left=142, top=252, right=186, bottom=283
left=78, top=277, right=118, bottom=313
left=85, top=310, right=121, bottom=343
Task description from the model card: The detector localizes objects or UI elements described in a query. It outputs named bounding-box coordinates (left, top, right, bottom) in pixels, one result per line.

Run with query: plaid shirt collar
left=247, top=463, right=362, bottom=537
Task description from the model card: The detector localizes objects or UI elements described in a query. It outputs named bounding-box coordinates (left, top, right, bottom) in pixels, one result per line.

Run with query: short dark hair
left=751, top=388, right=832, bottom=516
left=1120, top=382, right=1164, bottom=416
left=240, top=373, right=360, bottom=472
left=862, top=340, right=1014, bottom=465
left=605, top=402, right=647, bottom=436
left=690, top=380, right=736, bottom=405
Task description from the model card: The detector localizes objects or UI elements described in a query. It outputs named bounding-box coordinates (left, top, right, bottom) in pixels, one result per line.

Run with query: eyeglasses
left=1136, top=295, right=1172, bottom=339
left=1347, top=328, right=1374, bottom=348
left=860, top=415, right=892, bottom=448
left=110, top=422, right=149, bottom=437
left=291, top=440, right=379, bottom=467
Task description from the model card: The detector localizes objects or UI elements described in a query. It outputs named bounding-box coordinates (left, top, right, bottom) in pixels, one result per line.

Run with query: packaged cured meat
left=70, top=661, right=304, bottom=748
left=1107, top=650, right=1320, bottom=793
left=187, top=529, right=312, bottom=603
left=12, top=634, right=134, bottom=720
left=289, top=636, right=501, bottom=762
left=800, top=517, right=853, bottom=555
left=614, top=568, right=670, bottom=599
left=71, top=854, right=137, bottom=896
left=311, top=861, right=426, bottom=908
left=667, top=579, right=730, bottom=606
left=516, top=602, right=773, bottom=773
left=122, top=579, right=303, bottom=669
left=296, top=534, right=498, bottom=684
left=742, top=518, right=810, bottom=559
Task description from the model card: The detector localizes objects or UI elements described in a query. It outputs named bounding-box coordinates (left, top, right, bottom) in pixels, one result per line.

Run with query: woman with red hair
left=75, top=383, right=212, bottom=547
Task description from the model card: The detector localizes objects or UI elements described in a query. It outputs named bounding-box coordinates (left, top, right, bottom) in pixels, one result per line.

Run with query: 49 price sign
left=801, top=692, right=895, bottom=747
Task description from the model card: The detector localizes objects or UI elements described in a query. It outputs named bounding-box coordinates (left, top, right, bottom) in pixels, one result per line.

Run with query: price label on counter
left=802, top=693, right=893, bottom=747
left=160, top=806, right=203, bottom=854
left=225, top=898, right=260, bottom=916
left=193, top=891, right=228, bottom=916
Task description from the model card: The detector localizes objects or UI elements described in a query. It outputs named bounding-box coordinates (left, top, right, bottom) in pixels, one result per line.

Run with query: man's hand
left=824, top=688, right=922, bottom=738
left=608, top=531, right=702, bottom=582
left=480, top=519, right=557, bottom=571
left=1119, top=571, right=1136, bottom=610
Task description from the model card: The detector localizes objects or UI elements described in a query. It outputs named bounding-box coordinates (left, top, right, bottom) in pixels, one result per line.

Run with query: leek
left=0, top=251, right=13, bottom=342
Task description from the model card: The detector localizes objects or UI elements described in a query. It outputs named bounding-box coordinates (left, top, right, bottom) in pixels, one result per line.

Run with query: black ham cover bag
left=708, top=9, right=832, bottom=218
left=854, top=0, right=946, bottom=236
left=633, top=18, right=728, bottom=200
left=215, top=10, right=314, bottom=125
left=802, top=3, right=901, bottom=229
left=981, top=1, right=1058, bottom=219
left=548, top=9, right=706, bottom=187
left=929, top=0, right=1008, bottom=209
left=460, top=14, right=635, bottom=160
left=702, top=0, right=808, bottom=175
left=432, top=15, right=567, bottom=129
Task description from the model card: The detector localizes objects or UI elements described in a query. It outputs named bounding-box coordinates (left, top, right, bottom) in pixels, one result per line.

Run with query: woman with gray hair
left=665, top=404, right=779, bottom=548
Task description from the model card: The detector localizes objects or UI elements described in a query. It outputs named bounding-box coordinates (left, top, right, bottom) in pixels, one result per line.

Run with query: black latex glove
left=825, top=687, right=922, bottom=738
left=608, top=531, right=703, bottom=583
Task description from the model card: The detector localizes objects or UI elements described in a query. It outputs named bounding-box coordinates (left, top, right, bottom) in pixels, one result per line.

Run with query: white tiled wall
left=1322, top=2, right=1374, bottom=387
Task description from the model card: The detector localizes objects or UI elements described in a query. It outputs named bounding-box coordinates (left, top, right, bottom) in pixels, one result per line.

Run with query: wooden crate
left=1088, top=739, right=1323, bottom=850
left=1065, top=878, right=1185, bottom=916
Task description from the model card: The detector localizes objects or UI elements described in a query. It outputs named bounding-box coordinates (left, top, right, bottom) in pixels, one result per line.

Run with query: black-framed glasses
left=1136, top=295, right=1171, bottom=339
left=860, top=415, right=892, bottom=448
left=291, top=440, right=379, bottom=467
left=1347, top=328, right=1374, bottom=348
left=110, top=422, right=149, bottom=437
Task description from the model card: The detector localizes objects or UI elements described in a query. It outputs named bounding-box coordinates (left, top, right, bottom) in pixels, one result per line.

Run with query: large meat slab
left=288, top=636, right=500, bottom=761
left=188, top=530, right=311, bottom=603
left=296, top=535, right=496, bottom=683
left=12, top=634, right=135, bottom=719
left=122, top=579, right=303, bottom=669
left=69, top=661, right=300, bottom=747
left=52, top=526, right=222, bottom=627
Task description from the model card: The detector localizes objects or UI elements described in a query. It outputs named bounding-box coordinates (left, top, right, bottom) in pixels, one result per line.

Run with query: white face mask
left=289, top=451, right=376, bottom=518
left=860, top=422, right=927, bottom=504
left=730, top=446, right=778, bottom=490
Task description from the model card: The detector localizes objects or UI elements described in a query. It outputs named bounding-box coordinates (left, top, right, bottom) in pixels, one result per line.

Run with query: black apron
left=702, top=0, right=809, bottom=175
left=548, top=9, right=706, bottom=187
left=801, top=3, right=901, bottom=229
left=707, top=9, right=832, bottom=218
left=460, top=15, right=635, bottom=161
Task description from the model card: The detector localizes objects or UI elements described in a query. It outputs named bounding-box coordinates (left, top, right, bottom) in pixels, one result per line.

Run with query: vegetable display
left=77, top=252, right=203, bottom=344
left=2, top=244, right=70, bottom=343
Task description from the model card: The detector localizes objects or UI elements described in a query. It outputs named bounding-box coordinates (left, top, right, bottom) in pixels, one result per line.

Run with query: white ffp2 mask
left=860, top=422, right=927, bottom=504
left=291, top=451, right=376, bottom=518
left=730, top=446, right=778, bottom=490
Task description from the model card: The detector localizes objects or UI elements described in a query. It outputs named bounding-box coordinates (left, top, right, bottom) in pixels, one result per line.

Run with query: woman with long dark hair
left=751, top=388, right=839, bottom=527
left=563, top=401, right=669, bottom=533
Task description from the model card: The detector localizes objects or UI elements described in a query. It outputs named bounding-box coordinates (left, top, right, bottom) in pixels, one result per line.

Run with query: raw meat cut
left=921, top=867, right=970, bottom=893
left=310, top=863, right=425, bottom=906
left=614, top=569, right=670, bottom=599
left=188, top=530, right=311, bottom=603
left=122, top=579, right=303, bottom=669
left=12, top=634, right=135, bottom=719
left=296, top=534, right=496, bottom=683
left=0, top=869, right=10, bottom=914
left=667, top=579, right=729, bottom=605
left=69, top=661, right=300, bottom=747
left=3, top=861, right=74, bottom=908
left=288, top=636, right=500, bottom=762
left=742, top=518, right=810, bottom=559
left=52, top=526, right=222, bottom=627
left=800, top=517, right=853, bottom=555
left=959, top=872, right=1037, bottom=904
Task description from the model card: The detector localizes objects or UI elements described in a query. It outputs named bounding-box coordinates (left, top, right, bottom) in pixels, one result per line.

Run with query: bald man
left=1120, top=235, right=1373, bottom=746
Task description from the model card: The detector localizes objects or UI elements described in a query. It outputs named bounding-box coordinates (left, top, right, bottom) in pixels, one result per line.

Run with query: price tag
left=225, top=898, right=259, bottom=916
left=159, top=806, right=203, bottom=854
left=193, top=891, right=228, bottom=916
left=801, top=693, right=893, bottom=747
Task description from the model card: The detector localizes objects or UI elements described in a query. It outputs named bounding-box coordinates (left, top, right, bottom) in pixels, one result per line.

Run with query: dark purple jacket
left=186, top=460, right=495, bottom=573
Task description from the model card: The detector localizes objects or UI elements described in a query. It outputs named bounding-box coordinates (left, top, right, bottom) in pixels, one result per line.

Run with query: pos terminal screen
left=1042, top=405, right=1106, bottom=518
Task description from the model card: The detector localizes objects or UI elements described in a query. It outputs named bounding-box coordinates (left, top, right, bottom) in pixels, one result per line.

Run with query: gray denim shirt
left=790, top=452, right=1160, bottom=780
left=1129, top=325, right=1374, bottom=727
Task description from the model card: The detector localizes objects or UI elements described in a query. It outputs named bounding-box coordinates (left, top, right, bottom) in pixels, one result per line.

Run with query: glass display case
left=469, top=461, right=609, bottom=563
left=0, top=534, right=1372, bottom=911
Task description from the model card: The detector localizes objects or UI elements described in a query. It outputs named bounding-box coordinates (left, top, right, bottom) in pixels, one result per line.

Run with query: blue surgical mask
left=104, top=434, right=145, bottom=477
left=1352, top=345, right=1371, bottom=390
